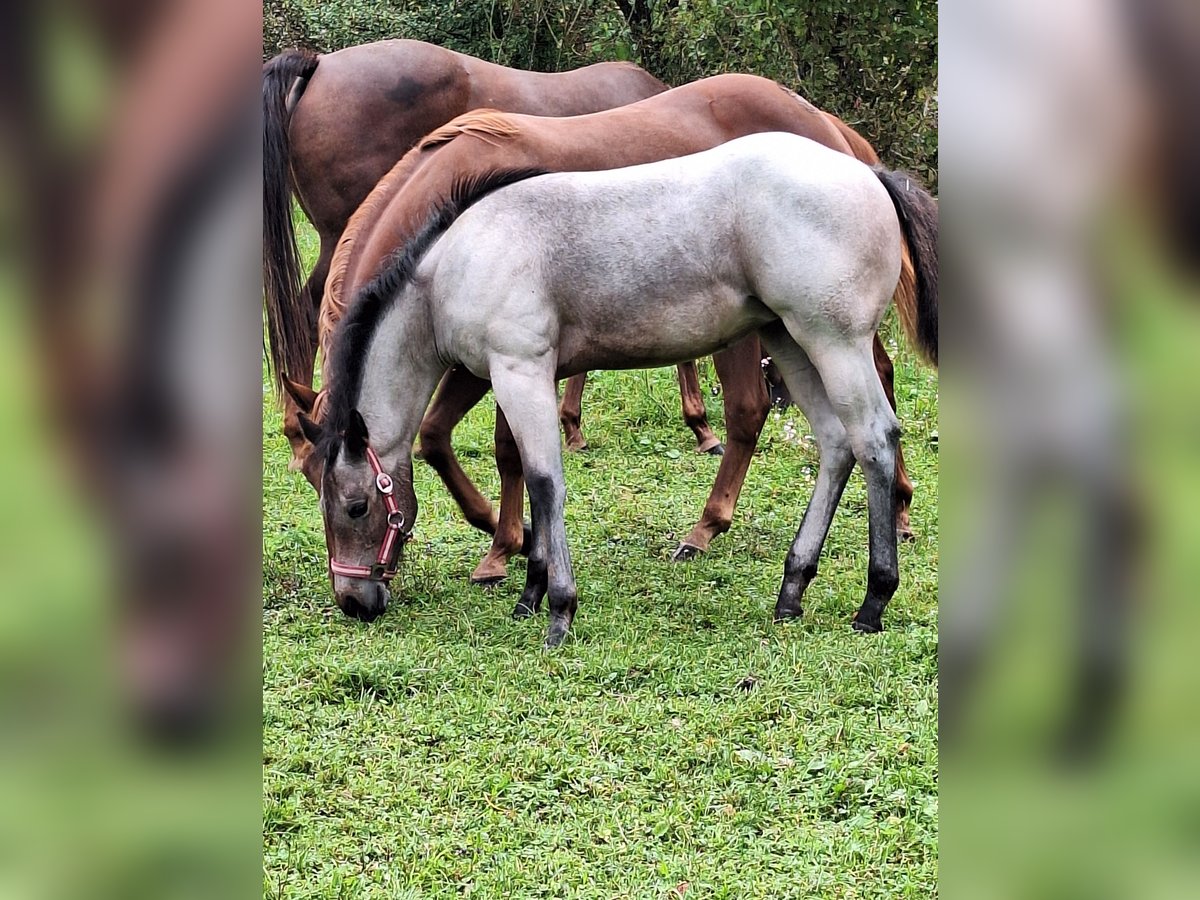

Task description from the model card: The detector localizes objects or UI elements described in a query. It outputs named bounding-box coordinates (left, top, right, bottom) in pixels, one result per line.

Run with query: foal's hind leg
left=676, top=362, right=723, bottom=454
left=802, top=336, right=901, bottom=632
left=758, top=325, right=857, bottom=621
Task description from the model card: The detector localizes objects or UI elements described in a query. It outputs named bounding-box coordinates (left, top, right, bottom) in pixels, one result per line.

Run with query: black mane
left=318, top=166, right=549, bottom=465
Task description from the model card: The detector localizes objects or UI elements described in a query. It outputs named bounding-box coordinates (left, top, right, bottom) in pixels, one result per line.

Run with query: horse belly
left=556, top=284, right=772, bottom=374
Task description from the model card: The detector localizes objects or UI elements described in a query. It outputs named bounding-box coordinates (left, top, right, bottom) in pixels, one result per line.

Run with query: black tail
left=263, top=48, right=320, bottom=396
left=874, top=168, right=938, bottom=367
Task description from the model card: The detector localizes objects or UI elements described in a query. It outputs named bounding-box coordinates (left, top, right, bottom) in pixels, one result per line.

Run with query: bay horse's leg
left=491, top=357, right=578, bottom=648
left=470, top=407, right=530, bottom=585
left=873, top=334, right=916, bottom=541
left=281, top=240, right=333, bottom=468
left=673, top=336, right=770, bottom=560
left=758, top=325, right=857, bottom=620
left=800, top=334, right=901, bottom=632
left=559, top=373, right=589, bottom=451
left=417, top=367, right=500, bottom=537
left=676, top=362, right=723, bottom=454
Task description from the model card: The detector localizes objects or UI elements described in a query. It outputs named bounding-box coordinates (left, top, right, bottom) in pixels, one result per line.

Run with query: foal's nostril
left=339, top=596, right=362, bottom=620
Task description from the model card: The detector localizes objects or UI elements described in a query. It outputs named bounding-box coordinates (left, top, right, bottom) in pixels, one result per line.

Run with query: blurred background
left=0, top=0, right=1197, bottom=896
left=941, top=0, right=1200, bottom=896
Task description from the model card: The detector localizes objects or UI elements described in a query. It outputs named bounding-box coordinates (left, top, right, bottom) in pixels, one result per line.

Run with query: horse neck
left=321, top=149, right=438, bottom=377
left=353, top=293, right=444, bottom=470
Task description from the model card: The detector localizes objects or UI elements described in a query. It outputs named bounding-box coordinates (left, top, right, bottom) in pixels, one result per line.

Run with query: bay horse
left=264, top=40, right=726, bottom=456
left=287, top=75, right=935, bottom=583
left=305, top=133, right=938, bottom=646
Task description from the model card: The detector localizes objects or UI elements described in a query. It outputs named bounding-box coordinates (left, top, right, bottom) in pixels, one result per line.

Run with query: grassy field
left=263, top=225, right=939, bottom=898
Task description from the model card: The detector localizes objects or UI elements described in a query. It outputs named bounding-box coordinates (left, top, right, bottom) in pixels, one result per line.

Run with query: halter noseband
left=328, top=445, right=411, bottom=582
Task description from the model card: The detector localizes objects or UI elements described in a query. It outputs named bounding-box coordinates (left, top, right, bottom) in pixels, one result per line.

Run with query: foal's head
left=301, top=407, right=417, bottom=623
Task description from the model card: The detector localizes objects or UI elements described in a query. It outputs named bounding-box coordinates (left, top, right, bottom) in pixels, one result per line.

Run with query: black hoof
left=706, top=443, right=725, bottom=456
left=671, top=543, right=702, bottom=562
left=773, top=602, right=803, bottom=623
left=512, top=599, right=539, bottom=620
left=544, top=619, right=570, bottom=649
left=851, top=616, right=883, bottom=633
left=898, top=528, right=917, bottom=543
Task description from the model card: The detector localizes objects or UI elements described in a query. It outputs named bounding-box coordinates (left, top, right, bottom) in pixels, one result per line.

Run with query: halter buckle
left=376, top=472, right=394, bottom=495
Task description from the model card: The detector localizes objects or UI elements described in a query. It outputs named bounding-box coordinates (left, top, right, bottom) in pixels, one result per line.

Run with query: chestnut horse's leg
left=673, top=336, right=770, bottom=559
left=872, top=334, right=916, bottom=541
left=417, top=367, right=499, bottom=536
left=559, top=373, right=589, bottom=451
left=470, top=408, right=529, bottom=584
left=676, top=362, right=724, bottom=454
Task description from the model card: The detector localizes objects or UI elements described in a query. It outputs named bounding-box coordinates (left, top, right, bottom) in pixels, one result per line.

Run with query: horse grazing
left=263, top=40, right=701, bottom=456
left=288, top=74, right=935, bottom=584
left=305, top=132, right=938, bottom=647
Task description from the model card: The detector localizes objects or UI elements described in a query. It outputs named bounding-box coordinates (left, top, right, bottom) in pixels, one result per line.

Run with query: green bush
left=264, top=0, right=937, bottom=187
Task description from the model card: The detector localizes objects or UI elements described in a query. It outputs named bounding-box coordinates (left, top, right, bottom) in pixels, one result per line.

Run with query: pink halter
left=328, top=445, right=410, bottom=581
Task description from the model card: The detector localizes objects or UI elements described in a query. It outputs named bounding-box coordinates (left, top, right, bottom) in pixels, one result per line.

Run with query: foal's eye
left=347, top=499, right=369, bottom=519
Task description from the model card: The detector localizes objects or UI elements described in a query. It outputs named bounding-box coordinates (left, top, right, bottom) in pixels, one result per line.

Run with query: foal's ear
left=297, top=412, right=322, bottom=445
left=345, top=409, right=369, bottom=457
left=283, top=375, right=319, bottom=413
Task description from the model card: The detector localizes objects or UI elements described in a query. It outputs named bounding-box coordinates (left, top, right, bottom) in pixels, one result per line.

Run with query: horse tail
left=873, top=167, right=938, bottom=368
left=826, top=115, right=933, bottom=370
left=263, top=48, right=320, bottom=396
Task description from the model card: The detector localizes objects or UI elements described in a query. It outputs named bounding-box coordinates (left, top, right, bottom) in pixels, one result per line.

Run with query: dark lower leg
left=417, top=368, right=497, bottom=536
left=774, top=446, right=855, bottom=620
left=559, top=373, right=588, bottom=451
left=676, top=362, right=722, bottom=454
left=852, top=428, right=901, bottom=632
left=873, top=335, right=915, bottom=539
left=675, top=339, right=769, bottom=558
left=524, top=470, right=577, bottom=648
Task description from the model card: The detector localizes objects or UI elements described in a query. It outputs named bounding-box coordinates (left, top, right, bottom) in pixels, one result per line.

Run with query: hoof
left=851, top=615, right=883, bottom=634
left=471, top=571, right=507, bottom=587
left=773, top=601, right=803, bottom=623
left=470, top=557, right=509, bottom=585
left=896, top=509, right=916, bottom=542
left=671, top=543, right=703, bottom=562
left=564, top=436, right=588, bottom=452
left=512, top=599, right=540, bottom=619
left=544, top=617, right=571, bottom=648
left=695, top=437, right=724, bottom=455
left=705, top=443, right=725, bottom=456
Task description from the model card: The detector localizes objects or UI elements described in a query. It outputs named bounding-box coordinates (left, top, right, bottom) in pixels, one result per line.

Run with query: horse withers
left=305, top=133, right=938, bottom=646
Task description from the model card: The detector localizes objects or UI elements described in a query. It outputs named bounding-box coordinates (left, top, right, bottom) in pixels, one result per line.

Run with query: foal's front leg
left=491, top=357, right=578, bottom=648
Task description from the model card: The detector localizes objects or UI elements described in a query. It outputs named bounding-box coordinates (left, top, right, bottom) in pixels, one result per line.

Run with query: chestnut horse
left=289, top=75, right=936, bottom=582
left=262, top=40, right=734, bottom=458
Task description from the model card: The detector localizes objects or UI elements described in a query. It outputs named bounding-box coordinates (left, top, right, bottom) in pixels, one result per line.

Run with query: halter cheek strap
left=328, top=446, right=411, bottom=582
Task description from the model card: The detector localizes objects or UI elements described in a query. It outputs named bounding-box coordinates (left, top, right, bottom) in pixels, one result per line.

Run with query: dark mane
left=317, top=166, right=549, bottom=464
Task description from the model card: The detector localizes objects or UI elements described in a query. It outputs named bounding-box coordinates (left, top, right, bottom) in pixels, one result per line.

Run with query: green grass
left=264, top=223, right=938, bottom=898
